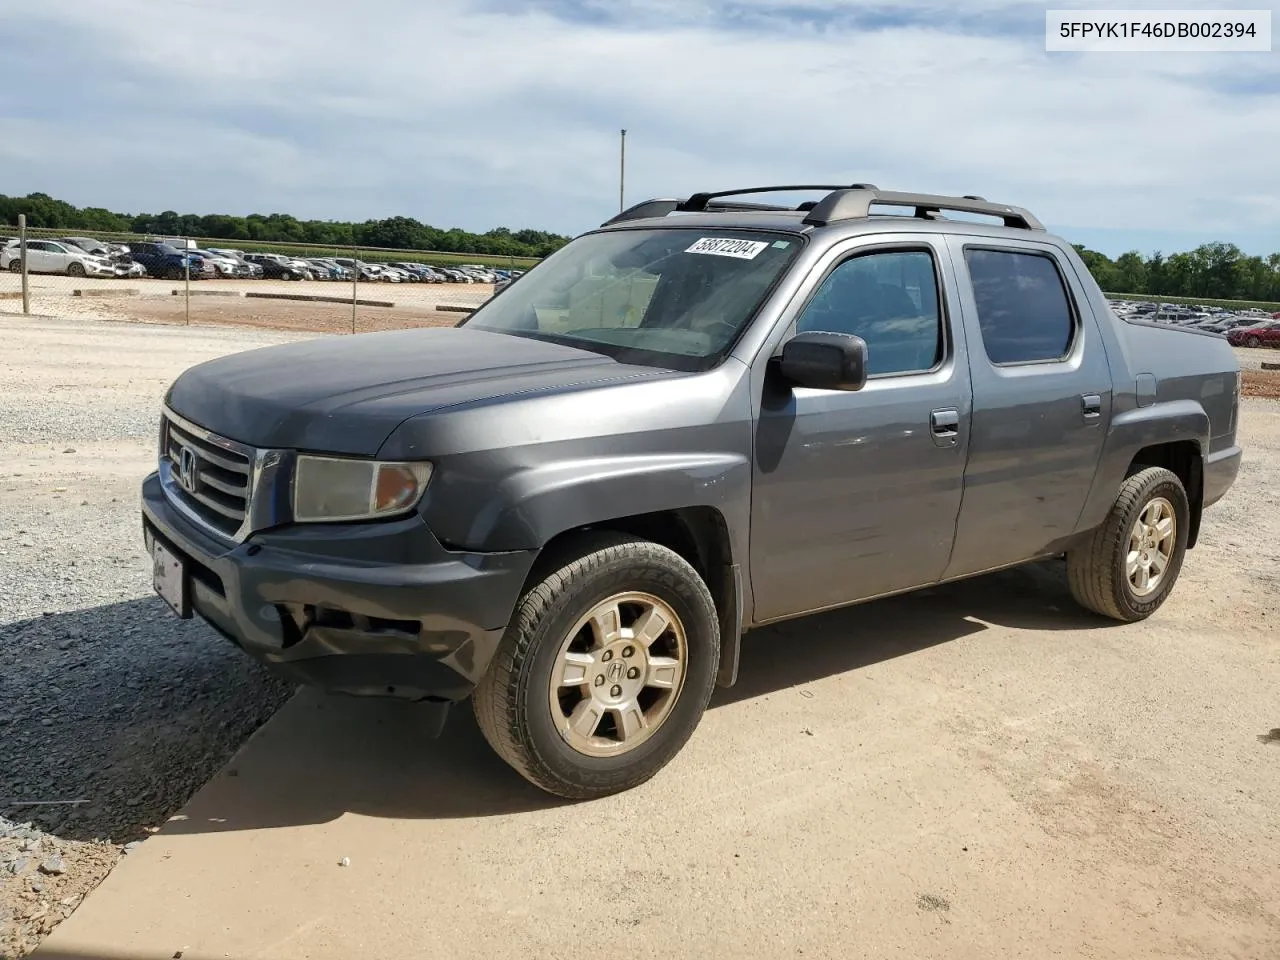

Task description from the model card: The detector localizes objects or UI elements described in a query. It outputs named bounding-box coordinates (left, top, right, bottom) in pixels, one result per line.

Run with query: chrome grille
left=160, top=410, right=255, bottom=539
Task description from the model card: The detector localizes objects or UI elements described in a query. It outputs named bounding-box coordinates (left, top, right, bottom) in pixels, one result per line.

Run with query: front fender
left=1075, top=399, right=1209, bottom=534
left=424, top=451, right=752, bottom=554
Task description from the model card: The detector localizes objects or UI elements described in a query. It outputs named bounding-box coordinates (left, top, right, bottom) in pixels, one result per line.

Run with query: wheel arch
left=1075, top=400, right=1209, bottom=545
left=1125, top=439, right=1204, bottom=548
left=516, top=507, right=743, bottom=689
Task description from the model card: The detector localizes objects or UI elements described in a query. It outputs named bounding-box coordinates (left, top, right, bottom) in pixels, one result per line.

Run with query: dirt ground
left=2, top=315, right=1278, bottom=960
left=1241, top=367, right=1280, bottom=399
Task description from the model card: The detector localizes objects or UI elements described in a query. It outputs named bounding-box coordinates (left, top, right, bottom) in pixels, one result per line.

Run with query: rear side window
left=795, top=249, right=943, bottom=376
left=964, top=248, right=1076, bottom=364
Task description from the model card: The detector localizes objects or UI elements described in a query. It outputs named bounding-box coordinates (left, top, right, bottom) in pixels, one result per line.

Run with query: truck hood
left=165, top=327, right=678, bottom=455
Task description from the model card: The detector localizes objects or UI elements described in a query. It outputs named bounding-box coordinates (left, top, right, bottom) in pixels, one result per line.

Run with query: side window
left=964, top=248, right=1076, bottom=365
left=795, top=249, right=943, bottom=376
left=27, top=242, right=50, bottom=252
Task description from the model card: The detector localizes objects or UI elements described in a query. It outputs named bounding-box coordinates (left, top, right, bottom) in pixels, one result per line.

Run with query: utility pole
left=619, top=129, right=627, bottom=213
left=18, top=214, right=29, bottom=315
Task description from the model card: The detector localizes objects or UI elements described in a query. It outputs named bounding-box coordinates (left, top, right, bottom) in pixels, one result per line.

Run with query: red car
left=1227, top=321, right=1280, bottom=348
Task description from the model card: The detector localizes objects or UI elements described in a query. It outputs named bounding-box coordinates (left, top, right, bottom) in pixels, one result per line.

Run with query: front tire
left=67, top=262, right=86, bottom=278
left=1246, top=336, right=1262, bottom=348
left=473, top=534, right=720, bottom=800
left=1067, top=466, right=1189, bottom=622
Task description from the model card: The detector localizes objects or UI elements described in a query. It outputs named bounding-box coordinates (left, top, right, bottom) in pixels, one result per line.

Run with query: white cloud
left=0, top=0, right=1276, bottom=251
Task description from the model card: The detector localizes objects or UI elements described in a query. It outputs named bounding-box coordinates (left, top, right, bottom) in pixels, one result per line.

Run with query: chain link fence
left=0, top=216, right=535, bottom=334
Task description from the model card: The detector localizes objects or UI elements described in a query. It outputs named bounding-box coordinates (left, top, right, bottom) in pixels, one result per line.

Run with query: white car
left=1, top=240, right=117, bottom=277
left=190, top=249, right=242, bottom=278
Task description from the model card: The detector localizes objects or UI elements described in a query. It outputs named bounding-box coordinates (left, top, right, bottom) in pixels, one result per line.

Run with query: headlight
left=292, top=455, right=433, bottom=522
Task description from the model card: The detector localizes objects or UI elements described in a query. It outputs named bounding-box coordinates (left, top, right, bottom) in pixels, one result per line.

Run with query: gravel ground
left=1235, top=345, right=1280, bottom=399
left=0, top=318, right=318, bottom=958
left=1, top=314, right=1276, bottom=958
left=0, top=273, right=493, bottom=330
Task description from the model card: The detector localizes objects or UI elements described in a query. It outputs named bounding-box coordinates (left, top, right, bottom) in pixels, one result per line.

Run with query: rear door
left=942, top=238, right=1113, bottom=578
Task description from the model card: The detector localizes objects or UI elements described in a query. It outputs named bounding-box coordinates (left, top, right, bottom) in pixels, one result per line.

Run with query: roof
left=594, top=184, right=1050, bottom=242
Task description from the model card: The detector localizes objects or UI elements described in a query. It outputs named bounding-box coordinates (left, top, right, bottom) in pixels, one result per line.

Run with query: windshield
left=463, top=227, right=802, bottom=370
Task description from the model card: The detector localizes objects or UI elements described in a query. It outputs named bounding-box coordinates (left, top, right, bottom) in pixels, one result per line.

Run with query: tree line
left=1073, top=242, right=1280, bottom=304
left=4, top=192, right=1279, bottom=301
left=0, top=192, right=572, bottom=259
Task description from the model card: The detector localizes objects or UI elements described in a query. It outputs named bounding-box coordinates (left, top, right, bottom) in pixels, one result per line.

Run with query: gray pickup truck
left=141, top=184, right=1242, bottom=799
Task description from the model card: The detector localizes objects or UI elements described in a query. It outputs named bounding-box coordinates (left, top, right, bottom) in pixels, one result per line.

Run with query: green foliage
left=0, top=192, right=570, bottom=261
left=1072, top=242, right=1280, bottom=305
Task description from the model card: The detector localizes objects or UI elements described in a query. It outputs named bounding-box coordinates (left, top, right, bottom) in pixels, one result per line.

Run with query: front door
left=942, top=239, right=1113, bottom=578
left=750, top=240, right=972, bottom=622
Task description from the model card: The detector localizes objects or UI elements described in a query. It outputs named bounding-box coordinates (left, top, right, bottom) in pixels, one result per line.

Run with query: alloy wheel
left=1126, top=497, right=1176, bottom=597
left=548, top=591, right=688, bottom=758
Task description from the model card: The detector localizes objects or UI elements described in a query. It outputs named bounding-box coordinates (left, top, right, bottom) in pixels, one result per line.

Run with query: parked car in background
left=388, top=262, right=439, bottom=282
left=287, top=256, right=316, bottom=279
left=1, top=239, right=118, bottom=277
left=128, top=241, right=213, bottom=280
left=242, top=253, right=309, bottom=280
left=59, top=236, right=134, bottom=265
left=308, top=258, right=352, bottom=281
left=1227, top=321, right=1280, bottom=348
left=1200, top=316, right=1262, bottom=335
left=207, top=249, right=265, bottom=278
left=455, top=265, right=498, bottom=283
left=188, top=248, right=245, bottom=278
left=333, top=258, right=389, bottom=282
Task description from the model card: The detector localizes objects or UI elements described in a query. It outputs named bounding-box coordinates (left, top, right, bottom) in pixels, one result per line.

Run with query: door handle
left=930, top=408, right=960, bottom=446
left=1082, top=394, right=1102, bottom=419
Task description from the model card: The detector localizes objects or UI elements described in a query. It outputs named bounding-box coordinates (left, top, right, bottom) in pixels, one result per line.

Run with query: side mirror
left=777, top=331, right=868, bottom=391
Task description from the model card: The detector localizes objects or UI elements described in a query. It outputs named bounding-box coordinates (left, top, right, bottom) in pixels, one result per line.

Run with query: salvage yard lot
left=0, top=273, right=492, bottom=333
left=1, top=315, right=1278, bottom=959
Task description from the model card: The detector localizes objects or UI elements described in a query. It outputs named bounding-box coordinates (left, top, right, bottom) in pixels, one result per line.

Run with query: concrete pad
left=243, top=292, right=395, bottom=307
left=34, top=557, right=1280, bottom=960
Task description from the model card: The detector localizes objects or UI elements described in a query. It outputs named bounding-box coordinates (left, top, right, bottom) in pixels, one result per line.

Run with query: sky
left=0, top=0, right=1277, bottom=258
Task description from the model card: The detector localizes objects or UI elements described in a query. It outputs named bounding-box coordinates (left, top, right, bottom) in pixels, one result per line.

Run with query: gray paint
left=148, top=205, right=1243, bottom=700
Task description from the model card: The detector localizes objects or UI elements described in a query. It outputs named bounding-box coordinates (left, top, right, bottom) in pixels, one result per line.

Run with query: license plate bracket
left=152, top=536, right=191, bottom=619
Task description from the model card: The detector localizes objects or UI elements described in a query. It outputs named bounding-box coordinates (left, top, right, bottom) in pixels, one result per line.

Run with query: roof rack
left=601, top=184, right=1044, bottom=231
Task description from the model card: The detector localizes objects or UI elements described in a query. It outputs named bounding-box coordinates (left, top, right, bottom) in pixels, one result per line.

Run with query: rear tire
left=1067, top=466, right=1189, bottom=622
left=1246, top=336, right=1261, bottom=348
left=7, top=261, right=20, bottom=274
left=474, top=534, right=720, bottom=800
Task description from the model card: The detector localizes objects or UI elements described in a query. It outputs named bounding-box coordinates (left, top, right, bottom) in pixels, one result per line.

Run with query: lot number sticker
left=685, top=237, right=769, bottom=260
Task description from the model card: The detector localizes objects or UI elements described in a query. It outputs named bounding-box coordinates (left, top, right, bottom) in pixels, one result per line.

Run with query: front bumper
left=141, top=471, right=535, bottom=702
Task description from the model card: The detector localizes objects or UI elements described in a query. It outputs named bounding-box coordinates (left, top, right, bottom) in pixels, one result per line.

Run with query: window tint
left=964, top=249, right=1075, bottom=364
left=794, top=250, right=943, bottom=376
